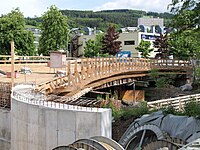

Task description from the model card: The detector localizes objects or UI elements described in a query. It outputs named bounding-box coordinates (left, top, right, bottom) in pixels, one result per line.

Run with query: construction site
left=1, top=52, right=200, bottom=150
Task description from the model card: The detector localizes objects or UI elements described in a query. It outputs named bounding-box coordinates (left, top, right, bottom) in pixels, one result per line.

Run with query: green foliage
left=84, top=33, right=104, bottom=57
left=155, top=77, right=168, bottom=88
left=163, top=105, right=177, bottom=116
left=106, top=101, right=149, bottom=120
left=169, top=29, right=200, bottom=60
left=169, top=0, right=200, bottom=60
left=38, top=5, right=69, bottom=55
left=136, top=40, right=153, bottom=58
left=60, top=9, right=173, bottom=32
left=195, top=67, right=200, bottom=79
left=149, top=69, right=175, bottom=88
left=158, top=98, right=200, bottom=118
left=121, top=102, right=149, bottom=119
left=102, top=25, right=121, bottom=56
left=84, top=39, right=99, bottom=57
left=149, top=69, right=159, bottom=79
left=0, top=8, right=36, bottom=55
left=183, top=99, right=200, bottom=118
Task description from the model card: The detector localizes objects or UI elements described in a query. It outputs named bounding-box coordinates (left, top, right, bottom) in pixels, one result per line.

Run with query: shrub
left=183, top=98, right=200, bottom=118
left=114, top=102, right=149, bottom=120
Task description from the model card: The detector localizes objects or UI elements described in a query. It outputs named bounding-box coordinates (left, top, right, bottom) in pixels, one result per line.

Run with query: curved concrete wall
left=0, top=109, right=10, bottom=150
left=11, top=85, right=112, bottom=150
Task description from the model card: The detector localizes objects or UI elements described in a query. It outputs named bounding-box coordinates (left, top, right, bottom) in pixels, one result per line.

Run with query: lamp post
left=66, top=28, right=81, bottom=58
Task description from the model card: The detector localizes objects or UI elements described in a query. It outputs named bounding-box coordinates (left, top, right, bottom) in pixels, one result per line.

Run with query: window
left=124, top=41, right=135, bottom=45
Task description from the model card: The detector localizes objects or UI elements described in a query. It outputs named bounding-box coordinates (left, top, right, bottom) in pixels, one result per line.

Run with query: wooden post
left=95, top=58, right=97, bottom=77
left=67, top=61, right=71, bottom=86
left=11, top=41, right=15, bottom=87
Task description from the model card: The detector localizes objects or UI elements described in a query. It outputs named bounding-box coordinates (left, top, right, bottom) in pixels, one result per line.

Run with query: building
left=75, top=17, right=164, bottom=58
left=138, top=16, right=164, bottom=28
left=118, top=31, right=160, bottom=57
left=76, top=31, right=160, bottom=58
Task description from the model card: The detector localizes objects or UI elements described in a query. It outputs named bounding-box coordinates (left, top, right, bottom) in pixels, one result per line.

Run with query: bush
left=183, top=99, right=200, bottom=118
left=149, top=69, right=176, bottom=88
left=113, top=102, right=149, bottom=120
left=162, top=105, right=177, bottom=116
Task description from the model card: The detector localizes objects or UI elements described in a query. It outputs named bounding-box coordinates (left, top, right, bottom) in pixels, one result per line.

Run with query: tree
left=169, top=30, right=200, bottom=60
left=153, top=33, right=171, bottom=59
left=102, top=25, right=121, bottom=56
left=84, top=40, right=99, bottom=57
left=0, top=8, right=36, bottom=55
left=38, top=5, right=69, bottom=55
left=84, top=33, right=104, bottom=57
left=136, top=40, right=153, bottom=58
left=168, top=0, right=200, bottom=60
left=169, top=0, right=199, bottom=29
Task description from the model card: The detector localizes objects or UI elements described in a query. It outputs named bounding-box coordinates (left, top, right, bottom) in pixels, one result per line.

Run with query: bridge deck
left=0, top=63, right=56, bottom=84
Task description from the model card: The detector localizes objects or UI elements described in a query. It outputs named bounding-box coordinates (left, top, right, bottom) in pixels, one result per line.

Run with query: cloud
left=0, top=0, right=46, bottom=17
left=0, top=0, right=172, bottom=17
left=95, top=0, right=172, bottom=12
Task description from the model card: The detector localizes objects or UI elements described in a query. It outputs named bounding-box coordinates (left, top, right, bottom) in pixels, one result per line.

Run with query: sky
left=0, top=0, right=172, bottom=17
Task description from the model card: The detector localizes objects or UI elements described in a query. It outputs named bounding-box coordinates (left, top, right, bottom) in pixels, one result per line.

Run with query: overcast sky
left=0, top=0, right=172, bottom=17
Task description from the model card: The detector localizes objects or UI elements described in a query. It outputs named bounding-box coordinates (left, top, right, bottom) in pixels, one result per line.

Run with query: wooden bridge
left=35, top=57, right=192, bottom=101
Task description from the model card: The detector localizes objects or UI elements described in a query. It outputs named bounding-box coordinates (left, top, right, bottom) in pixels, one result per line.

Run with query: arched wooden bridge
left=35, top=57, right=192, bottom=101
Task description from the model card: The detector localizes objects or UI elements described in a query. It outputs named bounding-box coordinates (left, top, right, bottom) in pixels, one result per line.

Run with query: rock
left=180, top=84, right=193, bottom=91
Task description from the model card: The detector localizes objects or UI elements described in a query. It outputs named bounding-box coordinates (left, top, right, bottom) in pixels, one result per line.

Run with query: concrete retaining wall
left=11, top=86, right=112, bottom=150
left=0, top=109, right=11, bottom=150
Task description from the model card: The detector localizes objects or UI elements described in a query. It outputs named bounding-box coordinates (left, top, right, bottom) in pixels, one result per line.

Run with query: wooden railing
left=0, top=55, right=50, bottom=64
left=147, top=94, right=200, bottom=111
left=35, top=57, right=192, bottom=95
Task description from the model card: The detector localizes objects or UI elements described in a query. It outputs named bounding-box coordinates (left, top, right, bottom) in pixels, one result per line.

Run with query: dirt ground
left=145, top=86, right=199, bottom=101
left=0, top=63, right=64, bottom=84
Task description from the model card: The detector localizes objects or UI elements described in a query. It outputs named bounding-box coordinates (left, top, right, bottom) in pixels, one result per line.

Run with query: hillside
left=26, top=9, right=173, bottom=31
left=61, top=9, right=173, bottom=31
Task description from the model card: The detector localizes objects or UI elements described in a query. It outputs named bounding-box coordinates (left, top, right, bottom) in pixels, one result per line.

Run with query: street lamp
left=66, top=28, right=81, bottom=58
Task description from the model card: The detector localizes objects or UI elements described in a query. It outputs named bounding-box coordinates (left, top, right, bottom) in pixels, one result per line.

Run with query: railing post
left=67, top=60, right=71, bottom=86
left=112, top=57, right=114, bottom=73
left=98, top=57, right=101, bottom=77
left=108, top=57, right=111, bottom=74
left=117, top=57, right=120, bottom=72
left=74, top=60, right=80, bottom=83
left=102, top=57, right=105, bottom=76
left=85, top=58, right=89, bottom=79
left=95, top=57, right=97, bottom=77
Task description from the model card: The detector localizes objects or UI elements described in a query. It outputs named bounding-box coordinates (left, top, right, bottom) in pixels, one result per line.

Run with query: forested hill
left=60, top=9, right=173, bottom=31
left=26, top=9, right=173, bottom=32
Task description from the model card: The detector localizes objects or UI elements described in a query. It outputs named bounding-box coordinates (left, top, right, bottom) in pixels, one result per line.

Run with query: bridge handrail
left=0, top=55, right=50, bottom=64
left=35, top=57, right=192, bottom=96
